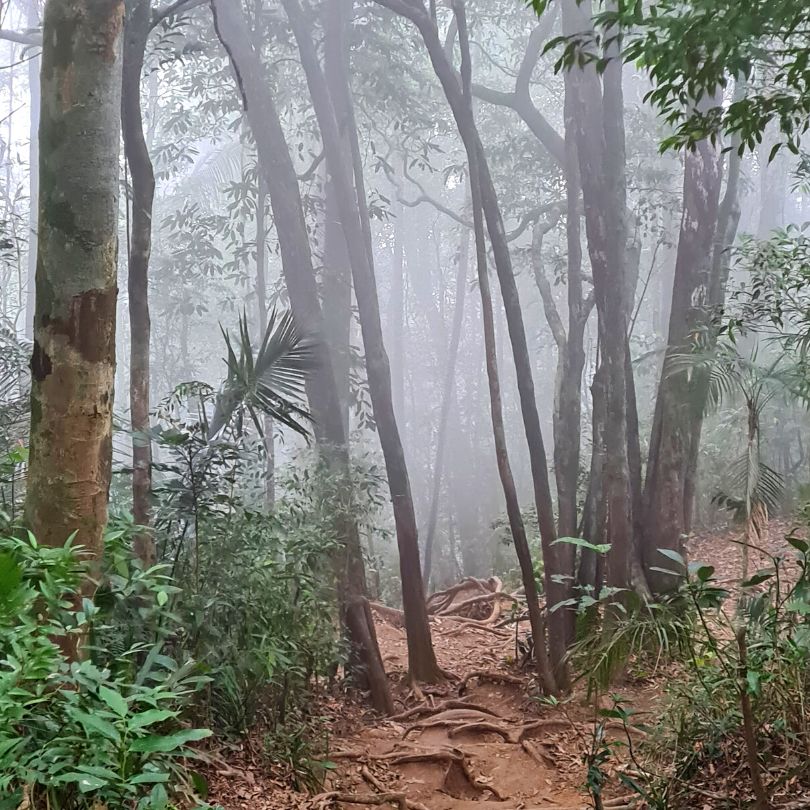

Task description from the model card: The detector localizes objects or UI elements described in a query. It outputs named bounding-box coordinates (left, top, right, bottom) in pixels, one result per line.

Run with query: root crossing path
left=314, top=605, right=593, bottom=810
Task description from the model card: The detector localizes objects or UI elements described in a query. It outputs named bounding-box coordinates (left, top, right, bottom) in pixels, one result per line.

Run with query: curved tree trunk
left=454, top=0, right=557, bottom=694
left=122, top=0, right=155, bottom=565
left=211, top=0, right=393, bottom=712
left=26, top=0, right=124, bottom=579
left=375, top=0, right=569, bottom=686
left=282, top=0, right=442, bottom=683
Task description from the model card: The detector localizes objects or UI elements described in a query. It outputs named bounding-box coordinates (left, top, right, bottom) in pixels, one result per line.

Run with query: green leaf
left=70, top=709, right=121, bottom=742
left=742, top=569, right=774, bottom=587
left=552, top=536, right=612, bottom=554
left=54, top=773, right=107, bottom=792
left=129, top=772, right=171, bottom=785
left=98, top=685, right=129, bottom=718
left=746, top=669, right=761, bottom=695
left=156, top=590, right=169, bottom=607
left=657, top=548, right=686, bottom=568
left=130, top=728, right=212, bottom=753
left=129, top=709, right=177, bottom=731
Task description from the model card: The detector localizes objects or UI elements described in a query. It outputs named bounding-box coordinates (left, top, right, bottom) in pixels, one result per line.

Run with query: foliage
left=0, top=532, right=214, bottom=810
left=209, top=308, right=317, bottom=440
left=624, top=537, right=810, bottom=806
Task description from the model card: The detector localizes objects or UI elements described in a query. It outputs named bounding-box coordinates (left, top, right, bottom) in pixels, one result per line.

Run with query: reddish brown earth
left=203, top=521, right=802, bottom=810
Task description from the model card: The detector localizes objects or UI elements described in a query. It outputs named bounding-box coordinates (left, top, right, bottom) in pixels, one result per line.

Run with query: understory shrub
left=0, top=532, right=214, bottom=810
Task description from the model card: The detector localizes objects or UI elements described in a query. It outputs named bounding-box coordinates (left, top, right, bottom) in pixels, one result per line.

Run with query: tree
left=281, top=0, right=444, bottom=683
left=210, top=0, right=394, bottom=711
left=642, top=132, right=723, bottom=593
left=374, top=0, right=571, bottom=685
left=25, top=0, right=124, bottom=569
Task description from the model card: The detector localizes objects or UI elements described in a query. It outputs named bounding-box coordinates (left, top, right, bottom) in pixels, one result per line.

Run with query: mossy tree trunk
left=25, top=0, right=124, bottom=567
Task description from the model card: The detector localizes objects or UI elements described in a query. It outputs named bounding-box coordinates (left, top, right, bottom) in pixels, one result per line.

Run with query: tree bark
left=642, top=138, right=722, bottom=593
left=281, top=0, right=442, bottom=683
left=26, top=0, right=124, bottom=573
left=211, top=0, right=393, bottom=712
left=122, top=0, right=155, bottom=565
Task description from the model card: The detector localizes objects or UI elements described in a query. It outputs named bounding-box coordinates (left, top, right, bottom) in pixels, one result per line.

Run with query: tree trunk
left=422, top=220, right=469, bottom=589
left=453, top=0, right=556, bottom=694
left=322, top=0, right=353, bottom=435
left=562, top=0, right=632, bottom=595
left=26, top=0, right=124, bottom=571
left=282, top=0, right=442, bottom=683
left=642, top=138, right=722, bottom=593
left=24, top=0, right=40, bottom=339
left=211, top=0, right=393, bottom=712
left=122, top=0, right=155, bottom=565
left=376, top=0, right=569, bottom=685
left=255, top=171, right=275, bottom=508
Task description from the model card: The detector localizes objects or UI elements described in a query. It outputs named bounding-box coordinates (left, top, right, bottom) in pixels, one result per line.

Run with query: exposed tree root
left=369, top=602, right=406, bottom=627
left=447, top=721, right=514, bottom=742
left=311, top=790, right=408, bottom=808
left=520, top=738, right=557, bottom=768
left=426, top=577, right=491, bottom=614
left=380, top=746, right=504, bottom=801
left=458, top=669, right=525, bottom=692
left=389, top=698, right=505, bottom=722
left=403, top=709, right=504, bottom=738
left=360, top=766, right=430, bottom=810
left=436, top=617, right=510, bottom=637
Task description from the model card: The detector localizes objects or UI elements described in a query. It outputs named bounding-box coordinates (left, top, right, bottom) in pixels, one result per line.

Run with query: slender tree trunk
left=323, top=0, right=353, bottom=434
left=642, top=137, right=722, bottom=593
left=376, top=0, right=569, bottom=684
left=389, top=197, right=406, bottom=421
left=26, top=0, right=124, bottom=575
left=282, top=0, right=442, bottom=683
left=423, top=220, right=469, bottom=589
left=24, top=0, right=40, bottom=339
left=452, top=0, right=556, bottom=694
left=211, top=0, right=393, bottom=712
left=255, top=171, right=275, bottom=508
left=122, top=0, right=155, bottom=564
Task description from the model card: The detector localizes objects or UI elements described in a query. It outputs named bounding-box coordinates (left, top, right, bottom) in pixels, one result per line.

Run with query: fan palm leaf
left=209, top=308, right=317, bottom=440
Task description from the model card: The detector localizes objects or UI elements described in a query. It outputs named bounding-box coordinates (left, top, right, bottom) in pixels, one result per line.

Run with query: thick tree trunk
left=211, top=0, right=393, bottom=712
left=26, top=0, right=124, bottom=569
left=562, top=0, right=632, bottom=594
left=422, top=221, right=470, bottom=589
left=122, top=0, right=155, bottom=565
left=282, top=0, right=442, bottom=683
left=375, top=0, right=569, bottom=685
left=642, top=139, right=722, bottom=593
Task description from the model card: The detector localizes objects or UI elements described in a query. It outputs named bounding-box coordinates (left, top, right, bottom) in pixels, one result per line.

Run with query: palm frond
left=209, top=309, right=316, bottom=440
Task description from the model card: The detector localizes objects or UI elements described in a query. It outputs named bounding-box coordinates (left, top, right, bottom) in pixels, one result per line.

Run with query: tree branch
left=151, top=0, right=206, bottom=29
left=531, top=215, right=567, bottom=349
left=0, top=29, right=41, bottom=46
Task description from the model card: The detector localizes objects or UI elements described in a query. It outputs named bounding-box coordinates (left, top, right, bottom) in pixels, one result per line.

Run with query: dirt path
left=205, top=521, right=800, bottom=809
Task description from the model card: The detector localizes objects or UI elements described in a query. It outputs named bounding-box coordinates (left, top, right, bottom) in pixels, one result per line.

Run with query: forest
left=2, top=0, right=810, bottom=807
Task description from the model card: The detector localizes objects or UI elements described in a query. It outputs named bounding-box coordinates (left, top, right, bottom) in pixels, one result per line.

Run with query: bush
left=0, top=532, right=214, bottom=810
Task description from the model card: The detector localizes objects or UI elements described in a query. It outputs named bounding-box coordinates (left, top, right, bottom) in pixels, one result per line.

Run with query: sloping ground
left=204, top=519, right=802, bottom=810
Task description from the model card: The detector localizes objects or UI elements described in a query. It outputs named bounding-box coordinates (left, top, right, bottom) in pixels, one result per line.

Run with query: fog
left=1, top=0, right=809, bottom=597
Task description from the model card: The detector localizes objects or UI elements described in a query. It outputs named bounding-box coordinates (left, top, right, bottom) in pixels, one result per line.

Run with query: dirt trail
left=206, top=522, right=800, bottom=809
